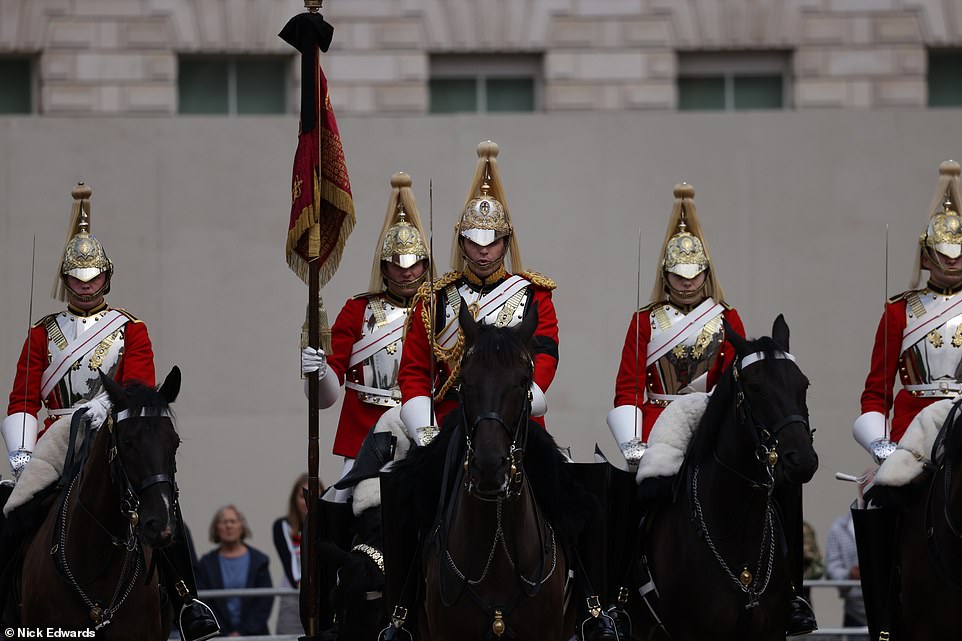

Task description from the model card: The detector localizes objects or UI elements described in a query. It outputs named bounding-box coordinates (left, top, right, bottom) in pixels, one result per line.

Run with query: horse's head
left=723, top=315, right=818, bottom=485
left=99, top=367, right=182, bottom=548
left=458, top=300, right=537, bottom=499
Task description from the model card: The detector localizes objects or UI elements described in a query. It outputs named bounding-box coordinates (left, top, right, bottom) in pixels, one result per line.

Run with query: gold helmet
left=369, top=172, right=431, bottom=292
left=53, top=183, right=113, bottom=303
left=912, top=160, right=962, bottom=287
left=451, top=141, right=525, bottom=273
left=651, top=182, right=725, bottom=304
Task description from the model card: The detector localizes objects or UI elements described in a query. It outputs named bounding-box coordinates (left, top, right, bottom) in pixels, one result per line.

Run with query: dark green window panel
left=678, top=77, right=725, bottom=111
left=733, top=75, right=783, bottom=110
left=179, top=59, right=229, bottom=114
left=0, top=59, right=32, bottom=114
left=486, top=77, right=535, bottom=112
left=237, top=59, right=287, bottom=114
left=929, top=52, right=962, bottom=107
left=430, top=78, right=477, bottom=113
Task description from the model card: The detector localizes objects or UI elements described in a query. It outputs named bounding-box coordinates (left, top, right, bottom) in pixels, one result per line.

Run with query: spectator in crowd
left=802, top=520, right=825, bottom=602
left=197, top=505, right=273, bottom=637
left=272, top=473, right=314, bottom=635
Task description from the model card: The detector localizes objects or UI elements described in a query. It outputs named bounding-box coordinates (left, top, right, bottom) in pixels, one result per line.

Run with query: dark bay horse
left=18, top=368, right=182, bottom=638
left=637, top=316, right=818, bottom=641
left=897, top=397, right=962, bottom=640
left=391, top=303, right=588, bottom=641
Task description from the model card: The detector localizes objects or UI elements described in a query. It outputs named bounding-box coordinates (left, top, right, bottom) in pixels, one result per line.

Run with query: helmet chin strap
left=64, top=276, right=110, bottom=303
left=665, top=275, right=707, bottom=308
left=384, top=272, right=426, bottom=299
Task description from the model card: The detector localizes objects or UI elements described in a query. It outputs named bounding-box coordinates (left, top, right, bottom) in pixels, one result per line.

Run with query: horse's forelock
left=119, top=380, right=176, bottom=428
left=463, top=323, right=531, bottom=374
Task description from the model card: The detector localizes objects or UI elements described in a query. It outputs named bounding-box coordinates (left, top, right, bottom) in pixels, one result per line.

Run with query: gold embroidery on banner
left=928, top=329, right=944, bottom=349
left=89, top=330, right=120, bottom=370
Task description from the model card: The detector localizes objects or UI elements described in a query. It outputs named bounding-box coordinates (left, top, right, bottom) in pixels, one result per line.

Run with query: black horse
left=636, top=316, right=818, bottom=641
left=383, top=302, right=595, bottom=641
left=16, top=368, right=182, bottom=638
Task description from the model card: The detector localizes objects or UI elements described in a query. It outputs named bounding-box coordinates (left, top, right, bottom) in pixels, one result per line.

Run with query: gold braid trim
left=407, top=271, right=466, bottom=401
left=520, top=270, right=556, bottom=290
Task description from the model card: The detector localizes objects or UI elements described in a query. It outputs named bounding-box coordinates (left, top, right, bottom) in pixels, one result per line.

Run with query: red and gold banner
left=286, top=59, right=355, bottom=286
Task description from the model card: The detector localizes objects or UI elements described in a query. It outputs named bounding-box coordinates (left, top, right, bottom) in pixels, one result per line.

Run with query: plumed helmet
left=912, top=160, right=962, bottom=287
left=455, top=141, right=513, bottom=247
left=369, top=172, right=432, bottom=292
left=923, top=197, right=962, bottom=259
left=54, top=183, right=113, bottom=302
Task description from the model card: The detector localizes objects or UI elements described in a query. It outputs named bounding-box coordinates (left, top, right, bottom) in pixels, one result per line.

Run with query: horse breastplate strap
left=353, top=297, right=408, bottom=407
left=43, top=310, right=126, bottom=410
left=901, top=289, right=962, bottom=395
left=649, top=303, right=725, bottom=396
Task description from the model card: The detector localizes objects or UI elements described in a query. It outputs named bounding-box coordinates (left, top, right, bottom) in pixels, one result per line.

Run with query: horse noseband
left=463, top=409, right=528, bottom=499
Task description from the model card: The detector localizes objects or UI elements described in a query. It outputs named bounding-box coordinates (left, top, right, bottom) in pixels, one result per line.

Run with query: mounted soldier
left=852, top=160, right=962, bottom=641
left=608, top=183, right=816, bottom=636
left=0, top=184, right=218, bottom=640
left=298, top=172, right=431, bottom=633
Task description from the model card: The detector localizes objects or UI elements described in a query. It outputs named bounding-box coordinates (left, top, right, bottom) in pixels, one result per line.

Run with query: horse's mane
left=464, top=321, right=533, bottom=371
left=118, top=379, right=175, bottom=425
left=684, top=336, right=803, bottom=466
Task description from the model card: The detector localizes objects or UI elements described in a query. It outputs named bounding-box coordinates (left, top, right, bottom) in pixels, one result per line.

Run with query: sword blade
left=20, top=235, right=37, bottom=450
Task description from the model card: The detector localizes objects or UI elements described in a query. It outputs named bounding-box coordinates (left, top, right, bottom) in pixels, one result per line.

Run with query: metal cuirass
left=441, top=282, right=529, bottom=330
left=648, top=303, right=725, bottom=397
left=44, top=310, right=125, bottom=410
left=356, top=296, right=409, bottom=407
left=901, top=290, right=962, bottom=395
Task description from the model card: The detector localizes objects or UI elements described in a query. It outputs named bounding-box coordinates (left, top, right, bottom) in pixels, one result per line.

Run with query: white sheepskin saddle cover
left=636, top=392, right=710, bottom=484
left=875, top=398, right=954, bottom=487
left=350, top=405, right=414, bottom=516
left=4, top=415, right=78, bottom=516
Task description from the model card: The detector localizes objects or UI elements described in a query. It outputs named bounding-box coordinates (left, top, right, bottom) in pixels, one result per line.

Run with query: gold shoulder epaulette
left=639, top=301, right=664, bottom=313
left=112, top=308, right=142, bottom=323
left=34, top=312, right=58, bottom=328
left=719, top=300, right=733, bottom=311
left=433, top=271, right=461, bottom=292
left=520, top=270, right=556, bottom=290
left=352, top=290, right=379, bottom=300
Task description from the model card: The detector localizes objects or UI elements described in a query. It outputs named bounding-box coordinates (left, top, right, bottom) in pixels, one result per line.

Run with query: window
left=178, top=56, right=290, bottom=115
left=928, top=51, right=962, bottom=107
left=429, top=54, right=541, bottom=114
left=677, top=52, right=791, bottom=111
left=0, top=57, right=34, bottom=114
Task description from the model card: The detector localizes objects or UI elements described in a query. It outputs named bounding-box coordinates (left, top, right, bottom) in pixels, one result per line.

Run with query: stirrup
left=378, top=605, right=414, bottom=641
left=178, top=597, right=220, bottom=641
left=579, top=596, right=620, bottom=641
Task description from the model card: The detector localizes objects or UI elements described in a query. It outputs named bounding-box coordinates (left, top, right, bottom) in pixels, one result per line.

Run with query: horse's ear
left=98, top=370, right=126, bottom=404
left=159, top=366, right=181, bottom=404
left=772, top=314, right=790, bottom=352
left=458, top=297, right=478, bottom=347
left=517, top=301, right=538, bottom=346
left=722, top=318, right=749, bottom=357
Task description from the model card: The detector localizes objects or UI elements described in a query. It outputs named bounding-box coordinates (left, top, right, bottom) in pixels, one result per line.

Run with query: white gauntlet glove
left=8, top=450, right=31, bottom=483
left=2, top=412, right=39, bottom=484
left=606, top=405, right=646, bottom=467
left=400, top=396, right=439, bottom=447
left=301, top=346, right=328, bottom=379
left=79, top=392, right=110, bottom=430
left=853, top=411, right=895, bottom=464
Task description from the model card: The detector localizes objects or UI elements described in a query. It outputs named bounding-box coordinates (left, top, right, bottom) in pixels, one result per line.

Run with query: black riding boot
left=852, top=502, right=901, bottom=641
left=570, top=463, right=619, bottom=641
left=300, top=493, right=356, bottom=636
left=378, top=470, right=418, bottom=641
left=774, top=483, right=817, bottom=636
left=604, top=465, right=641, bottom=641
left=158, top=511, right=220, bottom=641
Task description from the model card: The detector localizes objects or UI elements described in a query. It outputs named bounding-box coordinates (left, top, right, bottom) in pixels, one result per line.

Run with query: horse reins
left=693, top=350, right=809, bottom=610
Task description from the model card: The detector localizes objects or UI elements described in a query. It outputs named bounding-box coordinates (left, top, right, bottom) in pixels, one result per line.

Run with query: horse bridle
left=730, top=351, right=812, bottom=489
left=459, top=358, right=534, bottom=501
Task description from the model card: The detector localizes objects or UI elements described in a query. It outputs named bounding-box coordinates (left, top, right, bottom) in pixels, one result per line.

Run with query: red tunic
left=399, top=277, right=559, bottom=427
left=859, top=298, right=933, bottom=444
left=326, top=296, right=403, bottom=458
left=6, top=316, right=155, bottom=437
left=613, top=305, right=744, bottom=439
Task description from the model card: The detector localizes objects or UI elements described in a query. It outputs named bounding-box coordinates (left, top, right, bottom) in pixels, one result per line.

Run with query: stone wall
left=1, top=1, right=960, bottom=113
